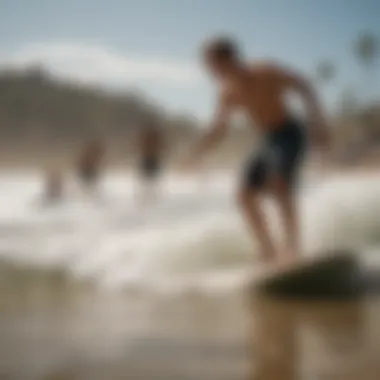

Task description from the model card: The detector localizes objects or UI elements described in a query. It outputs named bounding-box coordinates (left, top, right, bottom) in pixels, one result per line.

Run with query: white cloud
left=0, top=42, right=202, bottom=88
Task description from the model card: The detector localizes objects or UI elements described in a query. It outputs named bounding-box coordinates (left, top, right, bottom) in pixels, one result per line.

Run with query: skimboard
left=251, top=250, right=359, bottom=299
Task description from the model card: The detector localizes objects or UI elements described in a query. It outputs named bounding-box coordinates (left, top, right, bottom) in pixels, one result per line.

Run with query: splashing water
left=0, top=169, right=380, bottom=292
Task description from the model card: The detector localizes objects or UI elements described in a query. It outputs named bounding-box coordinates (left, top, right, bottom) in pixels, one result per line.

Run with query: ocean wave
left=0, top=171, right=379, bottom=292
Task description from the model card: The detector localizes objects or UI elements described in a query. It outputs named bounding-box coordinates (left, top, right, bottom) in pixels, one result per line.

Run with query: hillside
left=0, top=66, right=378, bottom=169
left=0, top=67, right=256, bottom=168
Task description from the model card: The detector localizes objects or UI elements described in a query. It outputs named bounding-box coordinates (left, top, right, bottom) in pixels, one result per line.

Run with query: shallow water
left=0, top=170, right=380, bottom=379
left=1, top=170, right=380, bottom=289
left=0, top=288, right=379, bottom=379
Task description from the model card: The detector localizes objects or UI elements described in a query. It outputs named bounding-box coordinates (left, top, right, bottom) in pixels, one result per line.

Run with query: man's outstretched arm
left=280, top=67, right=330, bottom=147
left=189, top=91, right=235, bottom=163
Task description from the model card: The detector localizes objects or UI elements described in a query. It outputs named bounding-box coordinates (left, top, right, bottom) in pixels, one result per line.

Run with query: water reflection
left=251, top=296, right=379, bottom=380
left=0, top=283, right=379, bottom=379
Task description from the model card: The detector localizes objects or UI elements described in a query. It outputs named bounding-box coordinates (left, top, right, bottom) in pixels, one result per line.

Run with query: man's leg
left=269, top=177, right=300, bottom=262
left=267, top=120, right=305, bottom=263
left=237, top=186, right=277, bottom=262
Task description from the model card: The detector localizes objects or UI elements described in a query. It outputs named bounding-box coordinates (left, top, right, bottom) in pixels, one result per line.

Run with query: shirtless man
left=186, top=37, right=329, bottom=263
left=76, top=139, right=105, bottom=194
left=43, top=169, right=64, bottom=204
left=138, top=122, right=163, bottom=180
left=137, top=121, right=164, bottom=201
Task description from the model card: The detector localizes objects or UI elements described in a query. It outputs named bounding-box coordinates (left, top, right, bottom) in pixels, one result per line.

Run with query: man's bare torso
left=223, top=63, right=290, bottom=130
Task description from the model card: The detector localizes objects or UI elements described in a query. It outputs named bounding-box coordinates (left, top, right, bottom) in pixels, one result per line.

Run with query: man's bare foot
left=260, top=244, right=278, bottom=262
left=258, top=251, right=277, bottom=267
left=252, top=253, right=271, bottom=275
left=276, top=253, right=298, bottom=270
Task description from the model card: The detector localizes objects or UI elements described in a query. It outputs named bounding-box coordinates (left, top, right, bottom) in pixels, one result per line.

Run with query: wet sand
left=0, top=282, right=379, bottom=380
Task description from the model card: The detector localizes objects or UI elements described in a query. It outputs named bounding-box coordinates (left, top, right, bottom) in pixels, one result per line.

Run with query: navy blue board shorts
left=242, top=117, right=306, bottom=191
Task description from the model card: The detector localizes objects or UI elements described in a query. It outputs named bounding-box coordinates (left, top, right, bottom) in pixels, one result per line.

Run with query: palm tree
left=353, top=32, right=379, bottom=101
left=314, top=60, right=337, bottom=118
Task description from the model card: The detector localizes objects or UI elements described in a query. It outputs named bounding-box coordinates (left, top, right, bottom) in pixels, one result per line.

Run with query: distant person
left=184, top=37, right=330, bottom=265
left=42, top=169, right=64, bottom=204
left=137, top=121, right=164, bottom=201
left=76, top=139, right=106, bottom=196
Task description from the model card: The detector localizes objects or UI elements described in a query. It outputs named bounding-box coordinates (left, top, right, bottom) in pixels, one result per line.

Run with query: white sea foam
left=0, top=170, right=379, bottom=292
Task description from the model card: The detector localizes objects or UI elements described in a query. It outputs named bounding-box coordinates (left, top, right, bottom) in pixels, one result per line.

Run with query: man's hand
left=178, top=89, right=234, bottom=177
left=280, top=67, right=331, bottom=152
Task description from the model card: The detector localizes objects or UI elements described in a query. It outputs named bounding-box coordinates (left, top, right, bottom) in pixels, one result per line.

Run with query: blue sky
left=1, top=0, right=379, bottom=119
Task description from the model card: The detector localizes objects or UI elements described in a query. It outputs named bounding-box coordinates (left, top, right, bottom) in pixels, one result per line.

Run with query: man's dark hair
left=203, top=36, right=240, bottom=61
